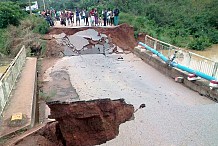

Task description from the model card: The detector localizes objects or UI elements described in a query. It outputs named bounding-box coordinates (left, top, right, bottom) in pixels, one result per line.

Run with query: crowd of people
left=41, top=7, right=120, bottom=27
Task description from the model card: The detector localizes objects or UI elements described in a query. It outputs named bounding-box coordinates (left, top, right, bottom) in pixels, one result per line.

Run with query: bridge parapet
left=0, top=46, right=26, bottom=115
left=144, top=35, right=218, bottom=79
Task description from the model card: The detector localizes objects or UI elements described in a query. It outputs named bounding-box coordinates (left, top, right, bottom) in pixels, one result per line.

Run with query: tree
left=0, top=2, right=26, bottom=28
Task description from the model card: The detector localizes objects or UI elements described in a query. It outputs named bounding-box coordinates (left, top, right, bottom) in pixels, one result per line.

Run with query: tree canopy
left=0, top=2, right=26, bottom=28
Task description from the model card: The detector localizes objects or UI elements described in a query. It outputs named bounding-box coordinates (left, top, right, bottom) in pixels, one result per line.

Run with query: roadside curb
left=134, top=47, right=218, bottom=102
left=0, top=57, right=38, bottom=143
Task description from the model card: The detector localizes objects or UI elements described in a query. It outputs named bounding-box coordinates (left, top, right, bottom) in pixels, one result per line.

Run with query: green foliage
left=116, top=0, right=218, bottom=50
left=32, top=17, right=49, bottom=34
left=188, top=37, right=211, bottom=50
left=0, top=29, right=8, bottom=54
left=0, top=2, right=26, bottom=28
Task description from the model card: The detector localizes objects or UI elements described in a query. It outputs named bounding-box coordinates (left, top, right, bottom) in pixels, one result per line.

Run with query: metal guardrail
left=0, top=46, right=26, bottom=115
left=144, top=35, right=218, bottom=79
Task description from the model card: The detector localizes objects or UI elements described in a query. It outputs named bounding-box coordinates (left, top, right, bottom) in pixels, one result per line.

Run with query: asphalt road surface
left=44, top=53, right=218, bottom=146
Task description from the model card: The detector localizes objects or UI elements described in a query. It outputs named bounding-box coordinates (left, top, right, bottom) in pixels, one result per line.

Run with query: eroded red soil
left=13, top=99, right=134, bottom=146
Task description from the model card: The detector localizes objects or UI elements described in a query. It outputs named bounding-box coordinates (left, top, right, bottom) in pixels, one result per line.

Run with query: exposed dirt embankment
left=47, top=98, right=134, bottom=146
left=13, top=99, right=134, bottom=146
left=48, top=23, right=137, bottom=52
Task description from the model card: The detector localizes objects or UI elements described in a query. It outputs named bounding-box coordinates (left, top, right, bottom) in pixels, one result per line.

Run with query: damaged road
left=5, top=25, right=218, bottom=146
left=10, top=99, right=134, bottom=146
left=41, top=53, right=218, bottom=146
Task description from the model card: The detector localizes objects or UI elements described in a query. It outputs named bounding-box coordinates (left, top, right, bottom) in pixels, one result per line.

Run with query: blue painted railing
left=139, top=42, right=217, bottom=81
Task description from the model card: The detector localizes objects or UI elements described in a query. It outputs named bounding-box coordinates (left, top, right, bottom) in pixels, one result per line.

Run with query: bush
left=207, top=29, right=218, bottom=44
left=32, top=17, right=50, bottom=34
left=19, top=16, right=49, bottom=34
left=0, top=29, right=8, bottom=54
left=119, top=13, right=135, bottom=25
left=188, top=37, right=211, bottom=50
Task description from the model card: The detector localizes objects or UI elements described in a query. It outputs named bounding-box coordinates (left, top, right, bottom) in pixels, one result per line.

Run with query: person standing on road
left=110, top=10, right=114, bottom=26
left=107, top=9, right=111, bottom=26
left=70, top=10, right=74, bottom=26
left=90, top=8, right=95, bottom=26
left=60, top=11, right=66, bottom=26
left=114, top=8, right=120, bottom=26
left=75, top=8, right=80, bottom=26
left=81, top=9, right=86, bottom=23
left=85, top=9, right=89, bottom=26
left=103, top=9, right=107, bottom=26
left=67, top=11, right=71, bottom=25
left=94, top=9, right=99, bottom=26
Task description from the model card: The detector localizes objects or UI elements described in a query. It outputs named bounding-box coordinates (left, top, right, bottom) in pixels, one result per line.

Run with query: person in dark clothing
left=70, top=11, right=74, bottom=25
left=103, top=9, right=107, bottom=26
left=76, top=8, right=80, bottom=26
left=114, top=8, right=119, bottom=26
left=110, top=10, right=114, bottom=26
left=46, top=14, right=54, bottom=26
left=85, top=9, right=89, bottom=26
left=94, top=9, right=98, bottom=26
left=60, top=12, right=66, bottom=26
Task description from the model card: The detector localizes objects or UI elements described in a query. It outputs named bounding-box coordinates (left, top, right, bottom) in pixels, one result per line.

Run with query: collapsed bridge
left=1, top=24, right=218, bottom=146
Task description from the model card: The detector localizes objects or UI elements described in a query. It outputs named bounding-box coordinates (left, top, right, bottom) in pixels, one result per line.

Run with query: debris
left=175, top=77, right=184, bottom=83
left=134, top=103, right=146, bottom=113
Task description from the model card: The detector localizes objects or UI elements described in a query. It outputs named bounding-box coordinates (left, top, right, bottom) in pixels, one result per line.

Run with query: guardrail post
left=145, top=35, right=147, bottom=44
left=167, top=45, right=172, bottom=58
left=212, top=62, right=218, bottom=77
left=154, top=39, right=157, bottom=50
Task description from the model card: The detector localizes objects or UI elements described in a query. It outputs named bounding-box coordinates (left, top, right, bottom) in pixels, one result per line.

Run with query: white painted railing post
left=154, top=39, right=157, bottom=50
left=212, top=62, right=218, bottom=78
left=145, top=35, right=147, bottom=44
left=168, top=45, right=172, bottom=58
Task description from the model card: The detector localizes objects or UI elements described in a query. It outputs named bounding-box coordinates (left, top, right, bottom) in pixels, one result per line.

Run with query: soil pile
left=13, top=99, right=134, bottom=146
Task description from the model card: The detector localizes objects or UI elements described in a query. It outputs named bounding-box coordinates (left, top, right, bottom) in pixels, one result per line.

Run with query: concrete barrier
left=0, top=46, right=26, bottom=115
left=134, top=46, right=218, bottom=102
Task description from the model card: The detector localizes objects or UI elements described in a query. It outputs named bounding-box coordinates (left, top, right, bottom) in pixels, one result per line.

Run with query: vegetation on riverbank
left=0, top=1, right=49, bottom=56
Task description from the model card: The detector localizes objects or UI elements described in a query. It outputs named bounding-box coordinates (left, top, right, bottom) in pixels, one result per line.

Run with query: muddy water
left=0, top=59, right=11, bottom=78
left=190, top=44, right=218, bottom=62
left=0, top=65, right=8, bottom=78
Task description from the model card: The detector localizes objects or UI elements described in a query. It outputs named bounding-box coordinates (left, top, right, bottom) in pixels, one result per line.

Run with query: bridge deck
left=0, top=57, right=37, bottom=138
left=44, top=53, right=218, bottom=145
